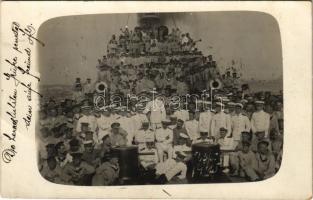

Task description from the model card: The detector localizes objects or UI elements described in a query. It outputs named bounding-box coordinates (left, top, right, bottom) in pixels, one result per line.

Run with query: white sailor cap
left=135, top=103, right=144, bottom=108
left=235, top=103, right=244, bottom=108
left=128, top=94, right=138, bottom=99
left=215, top=102, right=224, bottom=106
left=139, top=98, right=151, bottom=103
left=255, top=100, right=265, bottom=105
left=221, top=97, right=230, bottom=102
left=83, top=140, right=94, bottom=145
left=214, top=94, right=222, bottom=99
left=227, top=102, right=236, bottom=107
left=199, top=128, right=209, bottom=132
left=226, top=92, right=233, bottom=96
left=241, top=99, right=248, bottom=104
left=180, top=133, right=189, bottom=139
left=161, top=119, right=171, bottom=123
left=81, top=105, right=92, bottom=110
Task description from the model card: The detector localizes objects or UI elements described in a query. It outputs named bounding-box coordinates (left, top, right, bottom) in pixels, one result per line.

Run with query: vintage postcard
left=0, top=1, right=312, bottom=199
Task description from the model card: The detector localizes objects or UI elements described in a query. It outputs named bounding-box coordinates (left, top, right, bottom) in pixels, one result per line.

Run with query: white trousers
left=165, top=162, right=187, bottom=181
left=156, top=143, right=173, bottom=162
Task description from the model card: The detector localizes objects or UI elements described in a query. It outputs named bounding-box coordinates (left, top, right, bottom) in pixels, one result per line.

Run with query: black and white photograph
left=36, top=12, right=284, bottom=186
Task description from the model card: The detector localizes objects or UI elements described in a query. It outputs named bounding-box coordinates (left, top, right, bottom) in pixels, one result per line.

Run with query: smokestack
left=138, top=13, right=161, bottom=28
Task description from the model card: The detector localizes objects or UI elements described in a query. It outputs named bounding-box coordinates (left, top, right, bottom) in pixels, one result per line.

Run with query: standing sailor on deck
left=251, top=101, right=270, bottom=138
left=143, top=90, right=166, bottom=129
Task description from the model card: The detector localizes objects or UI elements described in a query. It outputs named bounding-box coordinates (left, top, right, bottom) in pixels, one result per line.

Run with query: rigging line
left=171, top=15, right=177, bottom=28
left=126, top=14, right=130, bottom=27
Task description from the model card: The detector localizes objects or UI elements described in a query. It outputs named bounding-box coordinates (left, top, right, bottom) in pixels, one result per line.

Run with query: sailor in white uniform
left=211, top=102, right=231, bottom=139
left=116, top=106, right=136, bottom=145
left=217, top=127, right=236, bottom=173
left=184, top=111, right=200, bottom=141
left=143, top=90, right=166, bottom=130
left=231, top=103, right=251, bottom=146
left=173, top=133, right=191, bottom=159
left=198, top=101, right=214, bottom=135
left=96, top=109, right=113, bottom=143
left=155, top=120, right=174, bottom=162
left=135, top=121, right=155, bottom=150
left=251, top=101, right=270, bottom=138
left=155, top=151, right=187, bottom=183
left=138, top=138, right=158, bottom=169
left=131, top=105, right=149, bottom=132
left=76, top=105, right=97, bottom=142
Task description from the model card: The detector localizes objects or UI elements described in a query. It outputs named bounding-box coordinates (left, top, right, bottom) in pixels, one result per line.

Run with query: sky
left=38, top=12, right=282, bottom=85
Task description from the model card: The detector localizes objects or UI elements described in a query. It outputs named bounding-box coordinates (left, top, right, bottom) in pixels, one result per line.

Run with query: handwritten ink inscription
left=2, top=22, right=44, bottom=163
left=2, top=145, right=17, bottom=163
left=3, top=89, right=18, bottom=142
left=23, top=105, right=32, bottom=129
